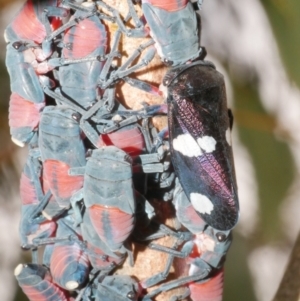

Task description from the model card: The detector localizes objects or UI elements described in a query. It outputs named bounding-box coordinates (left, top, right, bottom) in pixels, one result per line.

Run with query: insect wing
left=168, top=65, right=239, bottom=230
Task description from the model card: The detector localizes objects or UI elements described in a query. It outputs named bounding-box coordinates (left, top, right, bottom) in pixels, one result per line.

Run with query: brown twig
left=273, top=232, right=300, bottom=301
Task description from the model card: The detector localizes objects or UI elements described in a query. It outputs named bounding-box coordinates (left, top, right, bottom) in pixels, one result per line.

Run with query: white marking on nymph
left=189, top=263, right=200, bottom=276
left=226, top=128, right=232, bottom=146
left=11, top=137, right=25, bottom=147
left=190, top=192, right=214, bottom=215
left=197, top=136, right=217, bottom=153
left=112, top=114, right=122, bottom=122
left=173, top=134, right=202, bottom=157
left=159, top=83, right=168, bottom=98
left=3, top=30, right=8, bottom=43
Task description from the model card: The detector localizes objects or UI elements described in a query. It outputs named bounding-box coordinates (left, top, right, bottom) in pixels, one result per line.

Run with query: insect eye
left=72, top=112, right=81, bottom=122
left=127, top=291, right=135, bottom=300
left=163, top=58, right=173, bottom=66
left=65, top=42, right=73, bottom=50
left=21, top=244, right=30, bottom=250
left=216, top=232, right=227, bottom=242
left=12, top=41, right=23, bottom=50
left=86, top=149, right=93, bottom=158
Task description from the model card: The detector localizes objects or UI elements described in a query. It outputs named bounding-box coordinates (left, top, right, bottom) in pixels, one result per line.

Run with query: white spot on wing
left=197, top=136, right=217, bottom=153
left=173, top=134, right=202, bottom=157
left=190, top=193, right=214, bottom=215
left=226, top=128, right=232, bottom=146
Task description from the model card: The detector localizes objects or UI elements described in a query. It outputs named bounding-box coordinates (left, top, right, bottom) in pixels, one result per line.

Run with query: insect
left=14, top=263, right=72, bottom=301
left=19, top=153, right=56, bottom=256
left=141, top=0, right=204, bottom=66
left=48, top=214, right=90, bottom=291
left=4, top=0, right=68, bottom=54
left=55, top=2, right=107, bottom=111
left=142, top=180, right=232, bottom=301
left=70, top=146, right=135, bottom=256
left=5, top=0, right=69, bottom=147
left=120, top=62, right=238, bottom=300
left=80, top=210, right=126, bottom=272
left=38, top=106, right=86, bottom=210
left=41, top=1, right=156, bottom=148
left=164, top=62, right=239, bottom=231
left=121, top=65, right=239, bottom=229
left=6, top=40, right=46, bottom=147
left=97, top=123, right=146, bottom=157
left=136, top=0, right=239, bottom=230
left=78, top=273, right=142, bottom=301
left=91, top=275, right=142, bottom=301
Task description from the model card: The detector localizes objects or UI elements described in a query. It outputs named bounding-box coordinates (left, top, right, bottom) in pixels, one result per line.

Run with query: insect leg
left=99, top=40, right=155, bottom=88
left=142, top=267, right=211, bottom=300
left=123, top=76, right=162, bottom=96
left=114, top=103, right=168, bottom=119
left=119, top=40, right=155, bottom=72
left=96, top=0, right=148, bottom=38
left=127, top=0, right=144, bottom=26
left=109, top=44, right=156, bottom=82
left=43, top=10, right=94, bottom=51
left=141, top=241, right=178, bottom=288
left=49, top=216, right=90, bottom=290
left=148, top=241, right=193, bottom=258
left=169, top=288, right=191, bottom=301
left=70, top=189, right=84, bottom=226
left=98, top=29, right=122, bottom=85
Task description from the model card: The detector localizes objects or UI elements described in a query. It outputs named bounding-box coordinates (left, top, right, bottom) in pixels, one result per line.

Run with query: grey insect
left=70, top=146, right=136, bottom=256
left=19, top=151, right=55, bottom=258
left=14, top=263, right=72, bottom=301
left=5, top=0, right=69, bottom=147
left=141, top=0, right=204, bottom=66
left=38, top=106, right=86, bottom=211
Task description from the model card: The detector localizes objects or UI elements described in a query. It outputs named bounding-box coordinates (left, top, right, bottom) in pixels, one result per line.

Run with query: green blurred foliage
left=234, top=83, right=295, bottom=243
left=224, top=234, right=257, bottom=301
left=261, top=0, right=300, bottom=86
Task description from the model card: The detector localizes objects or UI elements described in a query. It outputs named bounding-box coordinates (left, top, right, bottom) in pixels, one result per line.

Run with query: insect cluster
left=5, top=0, right=239, bottom=300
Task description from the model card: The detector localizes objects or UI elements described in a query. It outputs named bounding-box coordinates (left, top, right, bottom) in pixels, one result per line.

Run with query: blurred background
left=0, top=0, right=300, bottom=300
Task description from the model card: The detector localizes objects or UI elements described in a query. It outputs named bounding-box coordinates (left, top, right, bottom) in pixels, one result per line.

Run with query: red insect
left=39, top=106, right=85, bottom=210
left=19, top=154, right=56, bottom=250
left=81, top=211, right=125, bottom=271
left=70, top=146, right=135, bottom=255
left=97, top=124, right=145, bottom=157
left=5, top=0, right=63, bottom=45
left=15, top=263, right=73, bottom=301
left=5, top=0, right=68, bottom=146
left=189, top=269, right=224, bottom=301
left=49, top=216, right=90, bottom=291
left=142, top=0, right=188, bottom=11
left=39, top=1, right=108, bottom=115
left=58, top=5, right=107, bottom=111
left=141, top=0, right=201, bottom=66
